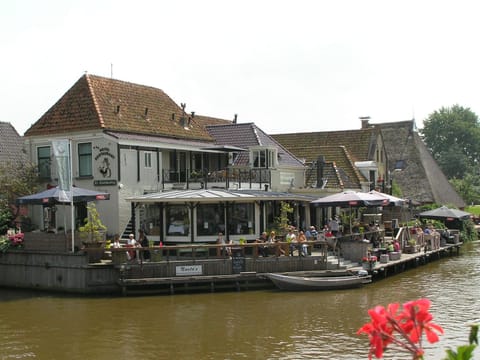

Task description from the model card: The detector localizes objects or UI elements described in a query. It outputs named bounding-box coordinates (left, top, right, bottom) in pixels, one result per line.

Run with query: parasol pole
left=69, top=139, right=74, bottom=252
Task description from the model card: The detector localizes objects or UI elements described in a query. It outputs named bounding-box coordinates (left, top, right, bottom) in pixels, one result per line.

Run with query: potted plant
left=78, top=203, right=107, bottom=262
left=404, top=238, right=417, bottom=254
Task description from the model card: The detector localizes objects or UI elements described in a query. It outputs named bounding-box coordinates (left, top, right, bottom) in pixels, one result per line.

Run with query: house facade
left=273, top=118, right=465, bottom=209
left=272, top=119, right=389, bottom=193
left=23, top=74, right=307, bottom=242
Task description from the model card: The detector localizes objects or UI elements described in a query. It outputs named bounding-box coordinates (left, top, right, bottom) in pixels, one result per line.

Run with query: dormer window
left=251, top=147, right=277, bottom=168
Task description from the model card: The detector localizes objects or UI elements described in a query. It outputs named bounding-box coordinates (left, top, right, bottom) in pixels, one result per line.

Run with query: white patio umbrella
left=311, top=191, right=389, bottom=207
left=368, top=190, right=405, bottom=206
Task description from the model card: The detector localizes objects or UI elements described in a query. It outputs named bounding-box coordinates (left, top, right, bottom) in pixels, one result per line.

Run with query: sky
left=2, top=0, right=480, bottom=136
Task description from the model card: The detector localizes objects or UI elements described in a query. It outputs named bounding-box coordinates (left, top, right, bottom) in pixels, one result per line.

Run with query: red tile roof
left=25, top=74, right=231, bottom=141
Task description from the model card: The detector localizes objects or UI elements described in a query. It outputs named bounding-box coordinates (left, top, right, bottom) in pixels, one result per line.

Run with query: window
left=252, top=148, right=276, bottom=168
left=196, top=204, right=224, bottom=236
left=228, top=203, right=254, bottom=235
left=144, top=152, right=152, bottom=168
left=141, top=204, right=161, bottom=238
left=166, top=205, right=190, bottom=236
left=192, top=153, right=202, bottom=171
left=78, top=143, right=92, bottom=177
left=37, top=146, right=51, bottom=179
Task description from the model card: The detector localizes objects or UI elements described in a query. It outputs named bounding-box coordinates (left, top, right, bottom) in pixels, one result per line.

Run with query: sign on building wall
left=94, top=144, right=116, bottom=179
left=176, top=265, right=203, bottom=276
left=280, top=172, right=295, bottom=185
left=93, top=180, right=117, bottom=186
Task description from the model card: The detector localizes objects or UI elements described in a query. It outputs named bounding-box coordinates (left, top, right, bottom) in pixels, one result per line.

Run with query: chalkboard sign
left=231, top=252, right=246, bottom=274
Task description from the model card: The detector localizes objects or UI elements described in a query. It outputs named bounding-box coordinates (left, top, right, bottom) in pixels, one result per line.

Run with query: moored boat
left=265, top=271, right=371, bottom=291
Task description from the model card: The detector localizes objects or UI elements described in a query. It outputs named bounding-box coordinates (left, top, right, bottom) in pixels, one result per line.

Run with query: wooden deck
left=350, top=242, right=462, bottom=279
left=112, top=241, right=462, bottom=295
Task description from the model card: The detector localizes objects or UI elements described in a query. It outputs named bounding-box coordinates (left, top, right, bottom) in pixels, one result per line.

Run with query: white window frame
left=144, top=152, right=153, bottom=168
left=250, top=147, right=277, bottom=168
left=78, top=142, right=92, bottom=177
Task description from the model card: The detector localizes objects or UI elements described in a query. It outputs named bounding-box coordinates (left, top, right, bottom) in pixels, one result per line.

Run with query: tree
left=274, top=201, right=293, bottom=236
left=421, top=104, right=480, bottom=179
left=0, top=161, right=41, bottom=232
left=450, top=168, right=480, bottom=205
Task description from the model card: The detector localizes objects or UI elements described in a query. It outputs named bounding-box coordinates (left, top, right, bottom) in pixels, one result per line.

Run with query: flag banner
left=52, top=139, right=71, bottom=201
left=58, top=190, right=71, bottom=202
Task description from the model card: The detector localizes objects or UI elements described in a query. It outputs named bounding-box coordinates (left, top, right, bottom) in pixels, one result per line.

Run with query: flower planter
left=403, top=245, right=418, bottom=254
left=362, top=261, right=376, bottom=271
left=389, top=251, right=401, bottom=261
left=82, top=241, right=105, bottom=263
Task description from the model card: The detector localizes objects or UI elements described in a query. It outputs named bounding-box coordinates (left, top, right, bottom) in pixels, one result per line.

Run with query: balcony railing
left=162, top=168, right=271, bottom=190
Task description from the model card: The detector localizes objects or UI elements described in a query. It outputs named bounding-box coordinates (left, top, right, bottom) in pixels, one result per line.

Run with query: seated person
left=393, top=239, right=400, bottom=252
left=323, top=225, right=333, bottom=238
left=216, top=232, right=232, bottom=257
left=255, top=231, right=269, bottom=257
left=268, top=231, right=285, bottom=256
left=440, top=229, right=450, bottom=244
left=423, top=225, right=432, bottom=234
left=305, top=225, right=318, bottom=240
left=387, top=241, right=394, bottom=252
left=112, top=234, right=122, bottom=248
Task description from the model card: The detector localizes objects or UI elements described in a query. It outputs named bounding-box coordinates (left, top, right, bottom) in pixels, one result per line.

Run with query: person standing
left=328, top=216, right=340, bottom=237
left=126, top=233, right=137, bottom=261
left=138, top=229, right=150, bottom=261
left=216, top=232, right=225, bottom=256
left=297, top=230, right=308, bottom=256
left=286, top=228, right=297, bottom=256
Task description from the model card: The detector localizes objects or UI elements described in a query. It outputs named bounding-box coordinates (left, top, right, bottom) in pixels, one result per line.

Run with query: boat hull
left=265, top=272, right=372, bottom=291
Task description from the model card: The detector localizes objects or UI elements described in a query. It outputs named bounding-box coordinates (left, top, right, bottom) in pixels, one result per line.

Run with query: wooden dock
left=116, top=243, right=462, bottom=296
left=350, top=243, right=462, bottom=280
left=0, top=238, right=462, bottom=296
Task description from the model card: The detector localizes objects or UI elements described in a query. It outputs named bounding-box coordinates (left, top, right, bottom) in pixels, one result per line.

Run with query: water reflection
left=0, top=243, right=478, bottom=359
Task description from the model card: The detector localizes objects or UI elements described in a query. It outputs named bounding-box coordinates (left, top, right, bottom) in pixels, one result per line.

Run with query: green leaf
left=444, top=344, right=477, bottom=360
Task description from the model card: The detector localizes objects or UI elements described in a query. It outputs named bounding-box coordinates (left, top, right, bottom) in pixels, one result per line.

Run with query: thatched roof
left=376, top=120, right=465, bottom=208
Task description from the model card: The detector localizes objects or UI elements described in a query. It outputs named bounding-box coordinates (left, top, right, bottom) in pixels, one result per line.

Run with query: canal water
left=1, top=243, right=479, bottom=360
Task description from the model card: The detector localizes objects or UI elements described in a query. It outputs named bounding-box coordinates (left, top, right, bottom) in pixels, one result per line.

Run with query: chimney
left=316, top=155, right=325, bottom=188
left=233, top=114, right=237, bottom=124
left=359, top=116, right=371, bottom=129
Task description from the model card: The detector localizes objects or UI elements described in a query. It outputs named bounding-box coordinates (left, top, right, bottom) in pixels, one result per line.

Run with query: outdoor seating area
left=108, top=240, right=326, bottom=265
